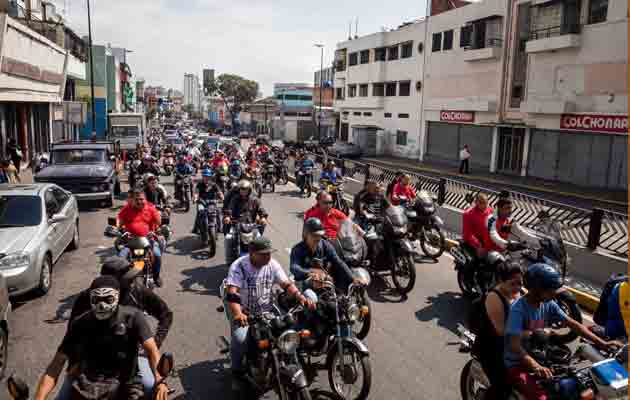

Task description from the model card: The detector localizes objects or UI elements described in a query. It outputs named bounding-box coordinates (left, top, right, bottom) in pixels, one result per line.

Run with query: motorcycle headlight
left=347, top=304, right=361, bottom=322
left=241, top=232, right=254, bottom=244
left=133, top=249, right=145, bottom=257
left=393, top=226, right=407, bottom=235
left=0, top=252, right=31, bottom=270
left=278, top=330, right=300, bottom=354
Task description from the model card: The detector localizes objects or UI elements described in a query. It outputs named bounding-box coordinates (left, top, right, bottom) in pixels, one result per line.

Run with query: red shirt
left=256, top=145, right=270, bottom=155
left=304, top=205, right=348, bottom=240
left=117, top=203, right=161, bottom=237
left=212, top=157, right=228, bottom=169
left=462, top=206, right=493, bottom=249
left=391, top=183, right=416, bottom=205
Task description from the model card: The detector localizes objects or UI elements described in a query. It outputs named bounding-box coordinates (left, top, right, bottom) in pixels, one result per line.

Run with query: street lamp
left=86, top=0, right=96, bottom=139
left=314, top=44, right=324, bottom=139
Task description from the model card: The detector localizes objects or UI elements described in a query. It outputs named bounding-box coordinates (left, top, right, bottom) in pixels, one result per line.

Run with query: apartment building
left=183, top=73, right=200, bottom=112
left=333, top=20, right=427, bottom=158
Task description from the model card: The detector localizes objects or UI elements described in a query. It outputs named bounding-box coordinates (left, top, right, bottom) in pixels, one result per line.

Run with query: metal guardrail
left=288, top=150, right=628, bottom=259
left=530, top=23, right=581, bottom=40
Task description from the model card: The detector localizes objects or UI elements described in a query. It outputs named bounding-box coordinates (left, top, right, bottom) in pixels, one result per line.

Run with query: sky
left=54, top=0, right=429, bottom=97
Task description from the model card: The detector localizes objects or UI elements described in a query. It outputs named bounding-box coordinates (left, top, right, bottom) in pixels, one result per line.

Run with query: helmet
left=100, top=256, right=139, bottom=281
left=238, top=180, right=252, bottom=190
left=327, top=160, right=335, bottom=166
left=232, top=159, right=241, bottom=166
left=524, top=263, right=563, bottom=291
left=202, top=168, right=213, bottom=177
left=144, top=173, right=157, bottom=183
left=303, top=217, right=326, bottom=236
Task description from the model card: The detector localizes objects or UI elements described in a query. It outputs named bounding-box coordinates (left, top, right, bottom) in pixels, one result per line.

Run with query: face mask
left=90, top=287, right=120, bottom=320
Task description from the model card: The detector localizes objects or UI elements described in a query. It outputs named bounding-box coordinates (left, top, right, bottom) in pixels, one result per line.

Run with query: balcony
left=463, top=38, right=503, bottom=62
left=526, top=24, right=581, bottom=53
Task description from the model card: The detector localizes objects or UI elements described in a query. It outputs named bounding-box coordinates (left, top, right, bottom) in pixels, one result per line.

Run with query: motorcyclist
left=211, top=150, right=229, bottom=170
left=353, top=179, right=390, bottom=230
left=462, top=192, right=493, bottom=258
left=290, top=217, right=364, bottom=294
left=67, top=257, right=174, bottom=398
left=33, top=276, right=169, bottom=400
left=143, top=174, right=172, bottom=216
left=385, top=170, right=404, bottom=202
left=137, top=154, right=161, bottom=178
left=319, top=160, right=341, bottom=185
left=229, top=159, right=243, bottom=179
left=390, top=174, right=417, bottom=206
left=174, top=154, right=195, bottom=177
left=224, top=237, right=314, bottom=385
left=304, top=191, right=352, bottom=240
left=117, top=188, right=164, bottom=287
left=486, top=196, right=539, bottom=252
left=255, top=142, right=270, bottom=157
left=193, top=169, right=224, bottom=234
left=504, top=264, right=622, bottom=400
left=296, top=155, right=315, bottom=194
left=223, top=180, right=268, bottom=233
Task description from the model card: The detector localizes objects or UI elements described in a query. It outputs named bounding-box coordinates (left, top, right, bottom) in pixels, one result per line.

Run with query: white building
left=183, top=73, right=200, bottom=111
left=333, top=20, right=427, bottom=158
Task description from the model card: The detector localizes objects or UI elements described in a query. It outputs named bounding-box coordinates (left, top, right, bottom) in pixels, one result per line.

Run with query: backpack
left=594, top=274, right=629, bottom=326
left=469, top=289, right=509, bottom=336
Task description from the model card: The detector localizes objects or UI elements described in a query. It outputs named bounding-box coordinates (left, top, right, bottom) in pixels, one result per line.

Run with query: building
left=333, top=19, right=427, bottom=157
left=314, top=66, right=335, bottom=107
left=273, top=83, right=314, bottom=142
left=202, top=68, right=214, bottom=94
left=241, top=97, right=278, bottom=134
left=183, top=73, right=200, bottom=111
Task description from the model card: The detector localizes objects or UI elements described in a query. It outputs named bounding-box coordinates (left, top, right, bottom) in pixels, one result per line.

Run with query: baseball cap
left=249, top=237, right=276, bottom=254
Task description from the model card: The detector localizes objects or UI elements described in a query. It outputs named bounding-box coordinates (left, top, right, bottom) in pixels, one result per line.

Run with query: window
left=335, top=87, right=344, bottom=100
left=401, top=42, right=413, bottom=58
left=399, top=81, right=411, bottom=96
left=385, top=82, right=396, bottom=97
left=45, top=190, right=60, bottom=216
left=372, top=83, right=384, bottom=96
left=387, top=45, right=399, bottom=60
left=396, top=130, right=408, bottom=146
left=348, top=84, right=357, bottom=97
left=460, top=25, right=473, bottom=47
left=432, top=32, right=442, bottom=51
left=52, top=188, right=69, bottom=209
left=589, top=0, right=608, bottom=24
left=384, top=113, right=392, bottom=118
left=443, top=30, right=454, bottom=50
left=342, top=111, right=349, bottom=115
left=349, top=52, right=358, bottom=66
left=360, top=49, right=370, bottom=64
left=363, top=112, right=372, bottom=116
left=375, top=47, right=386, bottom=61
left=353, top=112, right=361, bottom=116
left=398, top=113, right=409, bottom=118
left=359, top=84, right=368, bottom=97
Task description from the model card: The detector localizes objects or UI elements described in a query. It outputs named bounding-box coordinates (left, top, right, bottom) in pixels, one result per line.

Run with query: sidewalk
left=361, top=156, right=627, bottom=212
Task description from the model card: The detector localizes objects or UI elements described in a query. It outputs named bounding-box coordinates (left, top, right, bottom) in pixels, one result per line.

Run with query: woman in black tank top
left=478, top=263, right=524, bottom=400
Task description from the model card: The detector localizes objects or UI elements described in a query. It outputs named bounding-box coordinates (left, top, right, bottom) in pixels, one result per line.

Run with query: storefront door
left=340, top=123, right=349, bottom=142
left=497, top=127, right=525, bottom=174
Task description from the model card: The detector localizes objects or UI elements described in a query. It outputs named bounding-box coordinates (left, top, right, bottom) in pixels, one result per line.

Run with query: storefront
left=527, top=114, right=628, bottom=190
left=425, top=111, right=494, bottom=170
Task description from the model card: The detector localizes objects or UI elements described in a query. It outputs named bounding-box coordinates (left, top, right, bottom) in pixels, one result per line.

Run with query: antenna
left=355, top=17, right=359, bottom=39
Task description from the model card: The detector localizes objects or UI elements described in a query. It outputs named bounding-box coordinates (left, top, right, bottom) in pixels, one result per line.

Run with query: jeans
left=119, top=241, right=162, bottom=277
left=137, top=356, right=155, bottom=397
left=55, top=376, right=74, bottom=400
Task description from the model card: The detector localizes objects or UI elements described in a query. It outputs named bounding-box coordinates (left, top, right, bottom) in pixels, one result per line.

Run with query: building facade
left=273, top=83, right=315, bottom=142
left=333, top=20, right=427, bottom=158
left=183, top=73, right=200, bottom=111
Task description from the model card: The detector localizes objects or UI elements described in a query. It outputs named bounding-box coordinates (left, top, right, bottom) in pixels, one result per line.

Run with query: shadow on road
left=44, top=291, right=81, bottom=324
left=414, top=291, right=470, bottom=336
left=170, top=235, right=201, bottom=257
left=366, top=273, right=407, bottom=304
left=179, top=264, right=229, bottom=297
left=177, top=357, right=232, bottom=400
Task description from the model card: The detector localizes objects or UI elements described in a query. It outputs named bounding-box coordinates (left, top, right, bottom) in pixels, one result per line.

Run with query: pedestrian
left=459, top=144, right=471, bottom=174
left=6, top=138, right=22, bottom=179
left=0, top=159, right=19, bottom=184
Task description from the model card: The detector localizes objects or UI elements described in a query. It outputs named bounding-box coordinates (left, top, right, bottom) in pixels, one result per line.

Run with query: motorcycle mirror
left=157, top=353, right=174, bottom=377
left=107, top=217, right=117, bottom=227
left=7, top=376, right=29, bottom=400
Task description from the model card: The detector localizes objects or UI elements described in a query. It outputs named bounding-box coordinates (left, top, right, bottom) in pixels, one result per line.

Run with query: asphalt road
left=7, top=172, right=472, bottom=400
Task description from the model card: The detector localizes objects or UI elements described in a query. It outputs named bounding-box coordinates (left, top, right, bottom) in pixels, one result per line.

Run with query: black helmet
left=303, top=217, right=326, bottom=236
left=524, top=263, right=562, bottom=291
left=100, top=256, right=139, bottom=281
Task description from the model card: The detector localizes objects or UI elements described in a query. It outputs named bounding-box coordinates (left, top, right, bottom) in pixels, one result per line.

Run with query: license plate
left=133, top=260, right=145, bottom=271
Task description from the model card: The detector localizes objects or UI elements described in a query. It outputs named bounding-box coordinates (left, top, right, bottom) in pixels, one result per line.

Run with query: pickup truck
left=34, top=141, right=121, bottom=207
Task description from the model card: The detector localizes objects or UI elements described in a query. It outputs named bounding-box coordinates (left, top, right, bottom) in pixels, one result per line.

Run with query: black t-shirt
left=196, top=181, right=221, bottom=200
left=59, top=305, right=152, bottom=383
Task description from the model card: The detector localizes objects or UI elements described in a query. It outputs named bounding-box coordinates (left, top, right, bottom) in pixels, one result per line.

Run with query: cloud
left=57, top=0, right=427, bottom=96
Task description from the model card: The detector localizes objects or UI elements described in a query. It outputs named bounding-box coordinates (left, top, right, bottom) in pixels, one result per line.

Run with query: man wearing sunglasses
left=304, top=191, right=349, bottom=240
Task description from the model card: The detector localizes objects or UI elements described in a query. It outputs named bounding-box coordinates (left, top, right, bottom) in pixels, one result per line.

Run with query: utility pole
left=87, top=0, right=97, bottom=139
left=264, top=101, right=268, bottom=135
left=315, top=44, right=324, bottom=140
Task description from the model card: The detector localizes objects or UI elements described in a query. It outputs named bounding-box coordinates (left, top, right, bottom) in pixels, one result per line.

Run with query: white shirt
left=460, top=148, right=471, bottom=160
left=226, top=256, right=289, bottom=314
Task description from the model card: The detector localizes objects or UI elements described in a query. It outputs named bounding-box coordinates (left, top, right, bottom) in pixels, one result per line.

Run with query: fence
left=289, top=151, right=628, bottom=259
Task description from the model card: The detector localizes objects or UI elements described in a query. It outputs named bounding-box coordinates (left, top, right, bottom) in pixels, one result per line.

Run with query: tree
left=208, top=74, right=259, bottom=133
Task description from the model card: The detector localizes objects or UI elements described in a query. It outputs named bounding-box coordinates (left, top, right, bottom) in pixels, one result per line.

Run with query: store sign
left=560, top=114, right=628, bottom=134
left=1, top=57, right=63, bottom=84
left=440, top=110, right=474, bottom=123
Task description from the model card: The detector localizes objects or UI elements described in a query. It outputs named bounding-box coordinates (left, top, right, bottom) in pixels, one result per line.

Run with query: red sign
left=440, top=110, right=474, bottom=123
left=1, top=57, right=63, bottom=84
left=560, top=114, right=628, bottom=134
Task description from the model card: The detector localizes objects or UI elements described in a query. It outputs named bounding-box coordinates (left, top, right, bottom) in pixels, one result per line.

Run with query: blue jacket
left=290, top=240, right=353, bottom=290
left=175, top=163, right=194, bottom=175
left=320, top=169, right=340, bottom=184
left=298, top=158, right=315, bottom=170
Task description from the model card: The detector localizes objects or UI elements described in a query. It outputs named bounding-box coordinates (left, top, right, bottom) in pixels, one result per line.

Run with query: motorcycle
left=320, top=179, right=349, bottom=215
left=299, top=277, right=372, bottom=400
left=297, top=166, right=314, bottom=197
left=457, top=324, right=628, bottom=400
left=450, top=211, right=583, bottom=344
left=332, top=219, right=372, bottom=340
left=362, top=206, right=417, bottom=294
left=403, top=191, right=446, bottom=259
left=224, top=216, right=263, bottom=266
left=262, top=162, right=276, bottom=193
left=174, top=173, right=193, bottom=212
left=162, top=153, right=175, bottom=176
left=217, top=296, right=316, bottom=400
left=214, top=162, right=230, bottom=193
left=7, top=353, right=176, bottom=400
left=105, top=217, right=166, bottom=290
left=275, top=159, right=289, bottom=185
left=196, top=198, right=219, bottom=257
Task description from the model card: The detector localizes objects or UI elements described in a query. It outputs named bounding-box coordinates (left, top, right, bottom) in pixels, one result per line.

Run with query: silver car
left=0, top=183, right=80, bottom=296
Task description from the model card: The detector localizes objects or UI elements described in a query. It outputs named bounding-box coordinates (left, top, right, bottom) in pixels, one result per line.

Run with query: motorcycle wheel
left=327, top=342, right=371, bottom=400
left=339, top=198, right=350, bottom=216
left=295, top=388, right=313, bottom=400
left=352, top=290, right=372, bottom=340
left=550, top=297, right=581, bottom=344
left=457, top=269, right=479, bottom=299
left=256, top=183, right=263, bottom=199
left=391, top=254, right=416, bottom=294
left=460, top=359, right=489, bottom=400
left=280, top=169, right=289, bottom=185
left=208, top=228, right=217, bottom=258
left=305, top=182, right=312, bottom=198
left=269, top=180, right=275, bottom=193
left=420, top=226, right=446, bottom=260
left=183, top=191, right=191, bottom=212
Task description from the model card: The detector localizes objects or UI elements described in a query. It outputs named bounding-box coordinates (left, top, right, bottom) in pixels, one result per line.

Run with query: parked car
left=328, top=142, right=363, bottom=158
left=0, top=273, right=9, bottom=379
left=0, top=183, right=80, bottom=297
left=319, top=136, right=335, bottom=147
left=34, top=142, right=120, bottom=207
